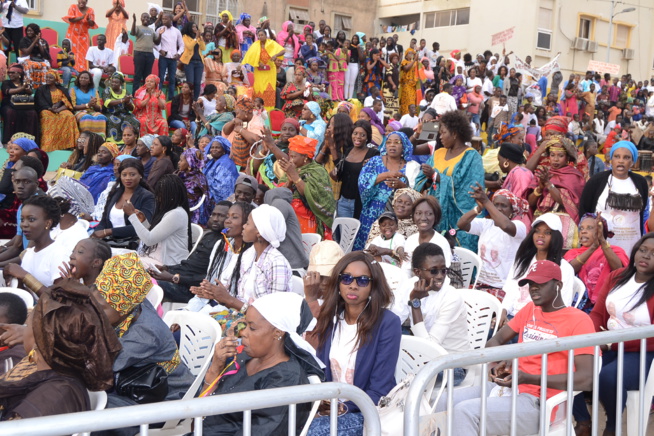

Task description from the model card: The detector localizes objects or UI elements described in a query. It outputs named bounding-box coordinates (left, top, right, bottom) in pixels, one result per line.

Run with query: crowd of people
left=0, top=2, right=653, bottom=436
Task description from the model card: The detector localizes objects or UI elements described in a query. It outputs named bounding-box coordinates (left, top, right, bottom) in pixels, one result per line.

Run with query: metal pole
left=606, top=0, right=614, bottom=63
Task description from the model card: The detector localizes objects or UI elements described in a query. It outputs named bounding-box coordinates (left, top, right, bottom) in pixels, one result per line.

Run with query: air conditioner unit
left=586, top=41, right=598, bottom=53
left=623, top=48, right=635, bottom=60
left=572, top=37, right=588, bottom=51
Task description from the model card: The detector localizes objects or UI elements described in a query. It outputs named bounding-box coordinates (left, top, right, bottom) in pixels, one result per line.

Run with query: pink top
left=467, top=92, right=483, bottom=114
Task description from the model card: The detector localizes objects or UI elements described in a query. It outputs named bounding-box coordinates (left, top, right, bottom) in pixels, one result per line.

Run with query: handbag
left=54, top=167, right=83, bottom=181
left=366, top=373, right=438, bottom=436
left=10, top=94, right=35, bottom=110
left=103, top=236, right=139, bottom=250
left=114, top=363, right=169, bottom=404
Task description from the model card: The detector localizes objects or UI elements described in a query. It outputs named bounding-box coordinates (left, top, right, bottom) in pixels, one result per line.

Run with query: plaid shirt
left=237, top=245, right=292, bottom=301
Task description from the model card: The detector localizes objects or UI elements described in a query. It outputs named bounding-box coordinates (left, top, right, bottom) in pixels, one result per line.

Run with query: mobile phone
left=149, top=265, right=161, bottom=274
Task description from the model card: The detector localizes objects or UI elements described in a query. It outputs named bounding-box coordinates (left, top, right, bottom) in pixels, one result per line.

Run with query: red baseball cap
left=518, top=260, right=562, bottom=286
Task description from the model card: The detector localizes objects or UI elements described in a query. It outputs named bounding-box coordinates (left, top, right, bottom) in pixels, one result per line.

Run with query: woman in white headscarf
left=214, top=204, right=293, bottom=312
left=201, top=292, right=324, bottom=434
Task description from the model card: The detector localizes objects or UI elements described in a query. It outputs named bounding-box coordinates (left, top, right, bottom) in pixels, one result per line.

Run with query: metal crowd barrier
left=0, top=382, right=380, bottom=436
left=404, top=324, right=654, bottom=436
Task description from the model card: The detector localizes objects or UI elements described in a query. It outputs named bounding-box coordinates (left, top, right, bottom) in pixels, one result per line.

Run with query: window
left=614, top=24, right=630, bottom=48
left=289, top=7, right=310, bottom=25
left=423, top=8, right=469, bottom=29
left=25, top=0, right=42, bottom=14
left=538, top=7, right=552, bottom=30
left=537, top=30, right=552, bottom=50
left=163, top=0, right=237, bottom=25
left=334, top=14, right=352, bottom=37
left=579, top=17, right=592, bottom=39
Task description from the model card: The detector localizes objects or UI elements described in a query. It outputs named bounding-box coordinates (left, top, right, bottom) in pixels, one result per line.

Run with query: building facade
left=376, top=0, right=654, bottom=81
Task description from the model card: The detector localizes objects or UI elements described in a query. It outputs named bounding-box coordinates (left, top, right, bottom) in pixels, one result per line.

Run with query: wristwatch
left=172, top=274, right=180, bottom=284
left=408, top=298, right=421, bottom=309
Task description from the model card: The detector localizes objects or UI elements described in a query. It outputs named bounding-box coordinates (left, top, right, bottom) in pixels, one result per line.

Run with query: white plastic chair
left=77, top=391, right=108, bottom=436
left=189, top=194, right=206, bottom=212
left=395, top=335, right=449, bottom=383
left=332, top=217, right=360, bottom=254
left=146, top=285, right=164, bottom=310
left=453, top=246, right=482, bottom=289
left=299, top=375, right=322, bottom=436
left=301, top=233, right=322, bottom=259
left=626, top=357, right=654, bottom=436
left=141, top=311, right=222, bottom=436
left=0, top=287, right=34, bottom=309
left=572, top=277, right=586, bottom=308
left=190, top=223, right=203, bottom=246
left=461, top=290, right=503, bottom=350
left=290, top=275, right=305, bottom=296
left=379, top=263, right=405, bottom=294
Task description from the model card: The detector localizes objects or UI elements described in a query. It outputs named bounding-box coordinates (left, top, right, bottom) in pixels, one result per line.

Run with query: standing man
left=313, top=19, right=326, bottom=40
left=155, top=12, right=183, bottom=99
left=130, top=12, right=161, bottom=92
left=1, top=0, right=29, bottom=60
left=86, top=34, right=115, bottom=89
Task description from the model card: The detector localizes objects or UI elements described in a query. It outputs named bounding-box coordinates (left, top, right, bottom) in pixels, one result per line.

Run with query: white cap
left=532, top=213, right=563, bottom=233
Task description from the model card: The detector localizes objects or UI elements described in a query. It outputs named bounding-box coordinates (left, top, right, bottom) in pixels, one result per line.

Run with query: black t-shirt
left=340, top=147, right=380, bottom=200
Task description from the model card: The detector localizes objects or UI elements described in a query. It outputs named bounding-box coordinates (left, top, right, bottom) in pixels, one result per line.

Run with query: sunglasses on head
left=417, top=267, right=449, bottom=276
left=338, top=273, right=372, bottom=287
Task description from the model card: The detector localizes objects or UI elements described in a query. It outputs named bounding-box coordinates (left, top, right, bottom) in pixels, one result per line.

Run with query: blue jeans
left=337, top=196, right=356, bottom=218
left=470, top=113, right=480, bottom=126
left=158, top=280, right=193, bottom=303
left=60, top=66, right=76, bottom=87
left=158, top=56, right=177, bottom=99
left=169, top=119, right=197, bottom=136
left=185, top=59, right=204, bottom=101
left=308, top=412, right=363, bottom=436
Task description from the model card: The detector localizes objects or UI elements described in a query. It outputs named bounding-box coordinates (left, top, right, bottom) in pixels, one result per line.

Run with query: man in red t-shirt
left=435, top=260, right=596, bottom=436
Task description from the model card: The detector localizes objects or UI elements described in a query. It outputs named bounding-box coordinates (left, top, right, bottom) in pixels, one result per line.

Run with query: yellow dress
left=242, top=39, right=284, bottom=112
left=41, top=88, right=80, bottom=152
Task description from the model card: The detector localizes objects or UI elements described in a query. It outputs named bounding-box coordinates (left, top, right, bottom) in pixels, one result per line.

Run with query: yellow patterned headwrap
left=95, top=253, right=152, bottom=337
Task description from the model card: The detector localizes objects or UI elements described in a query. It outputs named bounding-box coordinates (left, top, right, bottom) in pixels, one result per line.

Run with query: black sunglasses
left=417, top=267, right=449, bottom=276
left=338, top=273, right=372, bottom=287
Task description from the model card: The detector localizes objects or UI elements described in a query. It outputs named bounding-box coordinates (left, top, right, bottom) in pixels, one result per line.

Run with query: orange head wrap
left=288, top=135, right=318, bottom=159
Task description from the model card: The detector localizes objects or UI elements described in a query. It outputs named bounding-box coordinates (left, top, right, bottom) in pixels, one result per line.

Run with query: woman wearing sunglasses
left=394, top=242, right=471, bottom=385
left=308, top=251, right=401, bottom=435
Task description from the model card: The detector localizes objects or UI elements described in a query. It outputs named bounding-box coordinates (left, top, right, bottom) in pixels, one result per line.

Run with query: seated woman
left=195, top=93, right=235, bottom=138
left=457, top=187, right=529, bottom=300
left=119, top=124, right=139, bottom=156
left=35, top=70, right=79, bottom=152
left=168, top=82, right=198, bottom=136
left=355, top=131, right=413, bottom=251
left=188, top=201, right=254, bottom=310
left=60, top=130, right=104, bottom=175
left=197, top=204, right=291, bottom=311
left=0, top=64, right=39, bottom=143
left=202, top=292, right=324, bottom=434
left=85, top=155, right=137, bottom=222
left=93, top=253, right=194, bottom=425
left=223, top=49, right=251, bottom=97
left=277, top=135, right=335, bottom=238
left=501, top=213, right=575, bottom=327
left=204, top=47, right=227, bottom=95
left=176, top=148, right=212, bottom=225
left=564, top=213, right=629, bottom=312
left=69, top=70, right=107, bottom=136
left=202, top=136, right=238, bottom=204
left=125, top=174, right=191, bottom=267
left=133, top=74, right=168, bottom=136
left=136, top=134, right=156, bottom=180
left=358, top=107, right=385, bottom=146
left=103, top=72, right=139, bottom=143
left=49, top=197, right=92, bottom=256
left=92, top=159, right=155, bottom=243
left=0, top=280, right=120, bottom=421
left=401, top=196, right=453, bottom=279
left=309, top=251, right=401, bottom=435
left=18, top=23, right=51, bottom=89
left=577, top=234, right=654, bottom=435
left=366, top=187, right=421, bottom=244
left=4, top=196, right=73, bottom=294
left=147, top=135, right=176, bottom=188
left=79, top=142, right=120, bottom=203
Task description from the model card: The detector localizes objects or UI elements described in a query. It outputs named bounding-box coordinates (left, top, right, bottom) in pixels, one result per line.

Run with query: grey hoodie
left=264, top=188, right=309, bottom=269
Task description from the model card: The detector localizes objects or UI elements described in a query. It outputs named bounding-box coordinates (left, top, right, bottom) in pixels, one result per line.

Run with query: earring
left=276, top=336, right=283, bottom=341
left=28, top=348, right=38, bottom=364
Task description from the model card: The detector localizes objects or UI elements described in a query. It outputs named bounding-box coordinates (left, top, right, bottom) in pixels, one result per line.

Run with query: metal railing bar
left=638, top=339, right=646, bottom=436
left=592, top=347, right=600, bottom=436
left=539, top=353, right=548, bottom=436
left=480, top=362, right=488, bottom=436
left=616, top=342, right=624, bottom=436
left=510, top=357, right=518, bottom=436
left=0, top=383, right=379, bottom=436
left=566, top=349, right=574, bottom=436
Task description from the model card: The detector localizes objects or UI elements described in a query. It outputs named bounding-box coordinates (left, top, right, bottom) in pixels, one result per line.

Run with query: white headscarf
left=251, top=204, right=286, bottom=248
left=252, top=293, right=325, bottom=369
left=147, top=3, right=163, bottom=14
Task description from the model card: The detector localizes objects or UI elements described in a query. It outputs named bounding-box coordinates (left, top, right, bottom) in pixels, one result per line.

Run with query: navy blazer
left=316, top=309, right=401, bottom=412
left=95, top=184, right=155, bottom=239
